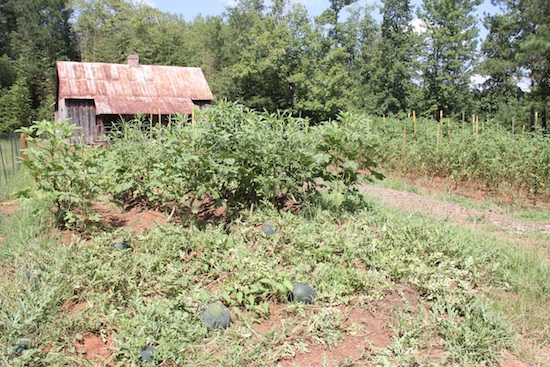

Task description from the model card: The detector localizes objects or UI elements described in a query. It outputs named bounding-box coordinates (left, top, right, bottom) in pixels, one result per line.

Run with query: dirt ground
left=1, top=181, right=548, bottom=366
left=361, top=184, right=550, bottom=235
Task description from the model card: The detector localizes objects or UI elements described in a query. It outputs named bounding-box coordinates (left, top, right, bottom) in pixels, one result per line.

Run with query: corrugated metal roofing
left=56, top=60, right=214, bottom=115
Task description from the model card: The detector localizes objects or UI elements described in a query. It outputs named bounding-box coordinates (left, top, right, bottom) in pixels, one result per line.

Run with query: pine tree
left=419, top=0, right=482, bottom=119
left=371, top=0, right=416, bottom=115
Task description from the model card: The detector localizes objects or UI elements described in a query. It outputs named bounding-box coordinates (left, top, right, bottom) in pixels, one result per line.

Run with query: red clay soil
left=360, top=184, right=550, bottom=235
left=274, top=286, right=425, bottom=367
left=72, top=332, right=113, bottom=366
left=0, top=200, right=19, bottom=215
left=0, top=200, right=19, bottom=246
left=93, top=201, right=167, bottom=234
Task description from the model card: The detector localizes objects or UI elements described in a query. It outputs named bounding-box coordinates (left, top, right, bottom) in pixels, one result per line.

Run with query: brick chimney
left=128, top=54, right=139, bottom=68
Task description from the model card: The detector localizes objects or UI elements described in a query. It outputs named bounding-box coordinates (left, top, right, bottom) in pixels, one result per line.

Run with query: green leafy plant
left=17, top=120, right=102, bottom=230
left=100, top=103, right=383, bottom=222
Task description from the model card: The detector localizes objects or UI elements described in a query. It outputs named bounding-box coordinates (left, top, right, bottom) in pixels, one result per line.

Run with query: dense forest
left=0, top=0, right=548, bottom=132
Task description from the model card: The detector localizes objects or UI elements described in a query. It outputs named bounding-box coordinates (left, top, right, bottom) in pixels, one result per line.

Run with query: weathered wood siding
left=65, top=99, right=98, bottom=144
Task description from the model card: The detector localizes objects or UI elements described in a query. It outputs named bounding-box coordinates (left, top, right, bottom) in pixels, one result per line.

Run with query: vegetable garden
left=0, top=103, right=548, bottom=366
left=367, top=115, right=550, bottom=202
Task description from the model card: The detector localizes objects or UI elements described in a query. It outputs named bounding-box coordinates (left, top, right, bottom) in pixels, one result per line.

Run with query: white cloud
left=517, top=81, right=530, bottom=92
left=470, top=74, right=489, bottom=88
left=130, top=0, right=156, bottom=7
left=410, top=18, right=426, bottom=34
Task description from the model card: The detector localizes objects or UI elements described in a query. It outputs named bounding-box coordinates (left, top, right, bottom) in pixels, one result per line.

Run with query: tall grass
left=368, top=116, right=550, bottom=201
left=1, top=184, right=548, bottom=365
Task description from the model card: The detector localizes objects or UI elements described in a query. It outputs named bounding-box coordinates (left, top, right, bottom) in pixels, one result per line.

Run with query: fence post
left=0, top=141, right=7, bottom=183
left=475, top=115, right=479, bottom=145
left=20, top=133, right=29, bottom=160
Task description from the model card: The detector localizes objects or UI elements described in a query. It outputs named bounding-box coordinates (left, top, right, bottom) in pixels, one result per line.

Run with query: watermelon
left=25, top=267, right=44, bottom=285
left=139, top=345, right=157, bottom=363
left=201, top=302, right=231, bottom=329
left=260, top=223, right=275, bottom=237
left=9, top=339, right=30, bottom=359
left=290, top=283, right=315, bottom=304
left=111, top=241, right=132, bottom=250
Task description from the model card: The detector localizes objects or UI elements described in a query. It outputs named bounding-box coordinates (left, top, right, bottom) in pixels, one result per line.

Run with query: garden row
left=368, top=115, right=550, bottom=200
left=18, top=102, right=382, bottom=230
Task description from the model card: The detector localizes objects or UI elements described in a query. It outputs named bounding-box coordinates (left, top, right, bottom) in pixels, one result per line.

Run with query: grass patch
left=0, top=189, right=547, bottom=366
left=0, top=170, right=32, bottom=200
left=510, top=209, right=550, bottom=223
left=372, top=176, right=420, bottom=194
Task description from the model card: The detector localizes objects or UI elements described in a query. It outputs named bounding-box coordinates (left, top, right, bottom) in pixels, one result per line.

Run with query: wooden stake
left=475, top=115, right=479, bottom=144
left=402, top=123, right=407, bottom=153
left=149, top=113, right=153, bottom=139
left=437, top=120, right=440, bottom=149
left=535, top=111, right=538, bottom=134
left=462, top=112, right=465, bottom=130
left=413, top=110, right=417, bottom=137
left=512, top=117, right=515, bottom=140
left=383, top=114, right=386, bottom=125
left=20, top=133, right=28, bottom=160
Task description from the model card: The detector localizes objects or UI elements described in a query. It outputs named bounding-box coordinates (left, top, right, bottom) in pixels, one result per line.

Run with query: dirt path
left=360, top=184, right=550, bottom=236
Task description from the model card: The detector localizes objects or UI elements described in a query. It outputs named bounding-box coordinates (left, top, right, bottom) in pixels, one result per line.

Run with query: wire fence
left=0, top=133, right=23, bottom=185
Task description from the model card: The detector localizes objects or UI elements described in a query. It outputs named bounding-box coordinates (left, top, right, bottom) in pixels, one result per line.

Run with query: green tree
left=0, top=77, right=32, bottom=132
left=419, top=0, right=482, bottom=119
left=496, top=0, right=549, bottom=132
left=478, top=12, right=523, bottom=123
left=370, top=0, right=416, bottom=115
left=0, top=0, right=76, bottom=129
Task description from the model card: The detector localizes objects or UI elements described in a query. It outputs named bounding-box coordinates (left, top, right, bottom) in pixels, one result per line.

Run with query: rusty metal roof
left=56, top=60, right=214, bottom=115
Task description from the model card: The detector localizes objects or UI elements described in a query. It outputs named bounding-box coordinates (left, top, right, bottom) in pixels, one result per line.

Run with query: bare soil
left=72, top=331, right=113, bottom=366
left=93, top=200, right=168, bottom=233
left=0, top=200, right=19, bottom=246
left=361, top=184, right=550, bottom=235
left=0, top=200, right=19, bottom=216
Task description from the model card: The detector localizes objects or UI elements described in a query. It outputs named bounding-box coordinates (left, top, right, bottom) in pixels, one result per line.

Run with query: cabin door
left=65, top=99, right=97, bottom=144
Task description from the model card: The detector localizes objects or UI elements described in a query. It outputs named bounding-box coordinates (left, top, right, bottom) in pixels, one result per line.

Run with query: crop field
left=367, top=116, right=550, bottom=202
left=0, top=104, right=548, bottom=366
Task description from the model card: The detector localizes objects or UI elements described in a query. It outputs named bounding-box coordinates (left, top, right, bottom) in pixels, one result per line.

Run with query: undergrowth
left=369, top=116, right=550, bottom=202
left=1, top=189, right=547, bottom=366
left=3, top=106, right=548, bottom=365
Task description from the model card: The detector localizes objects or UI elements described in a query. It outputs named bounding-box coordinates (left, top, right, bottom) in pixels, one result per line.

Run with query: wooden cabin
left=55, top=55, right=214, bottom=144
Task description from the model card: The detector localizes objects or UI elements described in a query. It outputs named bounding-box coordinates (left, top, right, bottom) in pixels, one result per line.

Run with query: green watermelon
left=111, top=241, right=132, bottom=250
left=201, top=302, right=231, bottom=329
left=290, top=283, right=315, bottom=304
left=260, top=223, right=275, bottom=236
left=139, top=345, right=157, bottom=363
left=9, top=339, right=30, bottom=359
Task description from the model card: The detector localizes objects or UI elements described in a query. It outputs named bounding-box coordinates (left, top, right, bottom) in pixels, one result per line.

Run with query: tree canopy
left=0, top=0, right=548, bottom=132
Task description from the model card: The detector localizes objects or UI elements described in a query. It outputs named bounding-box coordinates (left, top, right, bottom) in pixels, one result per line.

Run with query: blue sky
left=146, top=0, right=500, bottom=26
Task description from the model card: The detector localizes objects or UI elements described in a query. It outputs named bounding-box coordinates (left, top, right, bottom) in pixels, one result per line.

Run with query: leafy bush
left=369, top=116, right=550, bottom=200
left=100, top=102, right=383, bottom=220
left=18, top=120, right=102, bottom=229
